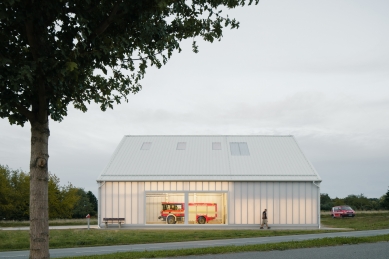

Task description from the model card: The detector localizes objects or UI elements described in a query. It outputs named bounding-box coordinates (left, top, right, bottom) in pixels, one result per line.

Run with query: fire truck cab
left=158, top=202, right=217, bottom=224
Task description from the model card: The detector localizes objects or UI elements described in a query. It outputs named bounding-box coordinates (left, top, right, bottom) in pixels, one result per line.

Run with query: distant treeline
left=321, top=189, right=389, bottom=211
left=0, top=165, right=97, bottom=220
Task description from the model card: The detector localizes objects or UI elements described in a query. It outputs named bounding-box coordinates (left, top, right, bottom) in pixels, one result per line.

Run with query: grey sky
left=1, top=0, right=388, bottom=199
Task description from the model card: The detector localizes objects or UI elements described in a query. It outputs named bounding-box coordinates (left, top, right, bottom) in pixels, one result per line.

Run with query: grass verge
left=0, top=229, right=342, bottom=252
left=65, top=234, right=389, bottom=259
left=321, top=212, right=389, bottom=230
left=0, top=219, right=98, bottom=228
left=1, top=212, right=388, bottom=252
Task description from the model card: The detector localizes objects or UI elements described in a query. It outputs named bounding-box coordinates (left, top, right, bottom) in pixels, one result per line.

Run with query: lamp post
left=86, top=214, right=91, bottom=230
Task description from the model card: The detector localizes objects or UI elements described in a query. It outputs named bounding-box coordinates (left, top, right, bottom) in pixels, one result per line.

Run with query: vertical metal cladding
left=99, top=181, right=319, bottom=227
left=230, top=181, right=317, bottom=225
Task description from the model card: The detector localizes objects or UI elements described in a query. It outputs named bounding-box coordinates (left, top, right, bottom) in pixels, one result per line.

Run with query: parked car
left=331, top=205, right=356, bottom=218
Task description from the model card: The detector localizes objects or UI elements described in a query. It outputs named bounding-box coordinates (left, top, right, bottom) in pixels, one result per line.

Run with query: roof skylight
left=176, top=142, right=186, bottom=150
left=141, top=142, right=152, bottom=150
left=212, top=142, right=221, bottom=150
left=230, top=142, right=250, bottom=156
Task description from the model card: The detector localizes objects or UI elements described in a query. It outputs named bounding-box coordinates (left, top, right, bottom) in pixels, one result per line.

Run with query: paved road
left=0, top=229, right=388, bottom=258
left=167, top=242, right=389, bottom=259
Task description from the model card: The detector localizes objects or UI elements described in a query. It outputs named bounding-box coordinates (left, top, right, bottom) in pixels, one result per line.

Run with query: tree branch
left=25, top=20, right=39, bottom=61
left=125, top=51, right=164, bottom=61
left=37, top=79, right=48, bottom=123
left=15, top=102, right=35, bottom=122
left=94, top=2, right=122, bottom=38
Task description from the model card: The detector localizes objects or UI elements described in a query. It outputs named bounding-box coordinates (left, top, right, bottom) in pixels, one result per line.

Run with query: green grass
left=0, top=218, right=98, bottom=227
left=0, top=229, right=339, bottom=252
left=321, top=212, right=389, bottom=230
left=1, top=212, right=388, bottom=253
left=65, top=234, right=389, bottom=259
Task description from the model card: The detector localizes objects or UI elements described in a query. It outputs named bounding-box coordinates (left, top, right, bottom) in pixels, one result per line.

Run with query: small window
left=212, top=142, right=221, bottom=150
left=229, top=142, right=250, bottom=156
left=230, top=143, right=240, bottom=155
left=177, top=142, right=186, bottom=150
left=141, top=142, right=152, bottom=150
left=239, top=142, right=250, bottom=155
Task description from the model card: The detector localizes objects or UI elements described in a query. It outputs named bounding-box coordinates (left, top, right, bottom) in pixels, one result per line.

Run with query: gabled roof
left=97, top=135, right=321, bottom=182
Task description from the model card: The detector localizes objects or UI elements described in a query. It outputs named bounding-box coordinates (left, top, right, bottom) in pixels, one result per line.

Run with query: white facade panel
left=100, top=182, right=106, bottom=220
left=112, top=182, right=119, bottom=221
left=260, top=182, right=267, bottom=222
left=273, top=183, right=280, bottom=224
left=286, top=183, right=293, bottom=224
left=293, top=183, right=299, bottom=224
left=267, top=183, right=274, bottom=223
left=125, top=183, right=132, bottom=224
left=234, top=182, right=242, bottom=224
left=300, top=183, right=306, bottom=224
left=279, top=182, right=287, bottom=224
left=118, top=182, right=125, bottom=219
left=131, top=182, right=138, bottom=224
left=254, top=184, right=261, bottom=224
left=105, top=182, right=113, bottom=219
left=247, top=182, right=255, bottom=224
left=99, top=181, right=319, bottom=227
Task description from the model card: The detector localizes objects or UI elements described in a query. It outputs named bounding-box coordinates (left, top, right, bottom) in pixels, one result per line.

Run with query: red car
left=331, top=205, right=356, bottom=218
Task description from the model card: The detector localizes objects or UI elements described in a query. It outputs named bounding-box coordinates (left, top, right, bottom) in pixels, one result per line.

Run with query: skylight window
left=230, top=142, right=250, bottom=156
left=212, top=142, right=221, bottom=150
left=141, top=142, right=152, bottom=150
left=176, top=142, right=186, bottom=150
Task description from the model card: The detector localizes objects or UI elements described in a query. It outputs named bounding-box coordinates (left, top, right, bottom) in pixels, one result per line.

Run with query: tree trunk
left=29, top=120, right=50, bottom=259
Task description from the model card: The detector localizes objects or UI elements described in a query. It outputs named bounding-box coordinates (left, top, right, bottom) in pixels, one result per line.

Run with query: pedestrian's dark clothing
left=260, top=209, right=270, bottom=229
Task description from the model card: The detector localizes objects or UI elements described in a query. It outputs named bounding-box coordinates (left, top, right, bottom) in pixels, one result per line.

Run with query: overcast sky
left=1, top=0, right=388, bottom=199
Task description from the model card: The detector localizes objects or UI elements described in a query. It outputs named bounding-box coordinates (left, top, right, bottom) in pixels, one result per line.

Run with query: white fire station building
left=97, top=135, right=322, bottom=228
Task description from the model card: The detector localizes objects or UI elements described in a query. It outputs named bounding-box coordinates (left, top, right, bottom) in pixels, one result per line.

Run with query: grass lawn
left=0, top=219, right=98, bottom=228
left=1, top=211, right=388, bottom=254
left=321, top=212, right=389, bottom=230
left=0, top=229, right=340, bottom=251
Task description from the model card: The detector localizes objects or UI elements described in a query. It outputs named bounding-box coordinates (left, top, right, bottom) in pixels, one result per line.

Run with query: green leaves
left=0, top=165, right=97, bottom=220
left=65, top=61, right=78, bottom=71
left=0, top=0, right=258, bottom=125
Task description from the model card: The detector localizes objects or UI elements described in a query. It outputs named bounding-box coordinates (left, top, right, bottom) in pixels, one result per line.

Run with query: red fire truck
left=158, top=202, right=217, bottom=224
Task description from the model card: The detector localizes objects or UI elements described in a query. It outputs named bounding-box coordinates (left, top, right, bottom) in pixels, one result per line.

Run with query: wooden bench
left=103, top=218, right=125, bottom=228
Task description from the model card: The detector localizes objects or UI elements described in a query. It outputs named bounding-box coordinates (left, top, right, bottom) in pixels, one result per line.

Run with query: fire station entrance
left=145, top=192, right=228, bottom=225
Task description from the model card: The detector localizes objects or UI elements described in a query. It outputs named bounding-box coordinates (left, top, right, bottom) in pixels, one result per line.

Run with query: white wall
left=230, top=182, right=318, bottom=225
left=98, top=181, right=319, bottom=226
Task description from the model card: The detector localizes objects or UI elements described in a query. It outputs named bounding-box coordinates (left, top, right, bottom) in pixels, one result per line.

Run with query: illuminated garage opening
left=145, top=192, right=227, bottom=225
left=188, top=193, right=227, bottom=224
left=145, top=193, right=184, bottom=224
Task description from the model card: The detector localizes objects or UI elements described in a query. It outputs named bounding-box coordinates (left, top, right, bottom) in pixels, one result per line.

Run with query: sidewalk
left=1, top=224, right=350, bottom=231
left=1, top=225, right=348, bottom=231
left=0, top=225, right=99, bottom=231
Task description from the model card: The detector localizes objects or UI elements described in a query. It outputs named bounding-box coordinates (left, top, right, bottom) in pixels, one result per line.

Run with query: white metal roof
left=97, top=135, right=321, bottom=182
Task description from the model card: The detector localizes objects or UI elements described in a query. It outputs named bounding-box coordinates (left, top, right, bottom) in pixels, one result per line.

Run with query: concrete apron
left=98, top=224, right=325, bottom=230
left=1, top=225, right=348, bottom=231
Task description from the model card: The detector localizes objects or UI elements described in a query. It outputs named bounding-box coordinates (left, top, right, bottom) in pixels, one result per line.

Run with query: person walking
left=260, top=208, right=270, bottom=229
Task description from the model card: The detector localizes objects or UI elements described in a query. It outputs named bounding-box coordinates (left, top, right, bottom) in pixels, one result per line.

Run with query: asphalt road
left=167, top=242, right=389, bottom=259
left=0, top=229, right=388, bottom=258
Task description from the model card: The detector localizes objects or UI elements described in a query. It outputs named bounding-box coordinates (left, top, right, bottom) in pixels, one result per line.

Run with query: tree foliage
left=1, top=0, right=258, bottom=125
left=321, top=191, right=389, bottom=211
left=0, top=165, right=29, bottom=220
left=48, top=175, right=80, bottom=219
left=381, top=187, right=389, bottom=210
left=320, top=193, right=333, bottom=211
left=0, top=165, right=96, bottom=220
left=72, top=189, right=94, bottom=218
left=1, top=1, right=258, bottom=257
left=86, top=190, right=98, bottom=216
